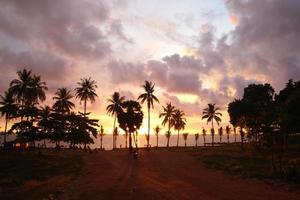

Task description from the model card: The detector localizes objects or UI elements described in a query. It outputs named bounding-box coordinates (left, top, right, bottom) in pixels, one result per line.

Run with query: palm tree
left=113, top=127, right=119, bottom=149
left=9, top=69, right=32, bottom=105
left=226, top=125, right=230, bottom=143
left=171, top=109, right=186, bottom=147
left=99, top=125, right=105, bottom=149
left=159, top=103, right=175, bottom=147
left=154, top=125, right=160, bottom=148
left=195, top=133, right=199, bottom=147
left=233, top=127, right=237, bottom=143
left=202, top=103, right=222, bottom=146
left=106, top=92, right=125, bottom=149
left=202, top=128, right=207, bottom=146
left=29, top=75, right=48, bottom=104
left=218, top=126, right=223, bottom=143
left=182, top=133, right=189, bottom=147
left=0, top=91, right=17, bottom=144
left=37, top=105, right=52, bottom=147
left=165, top=131, right=171, bottom=147
left=75, top=77, right=98, bottom=115
left=53, top=88, right=75, bottom=114
left=211, top=127, right=215, bottom=146
left=138, top=81, right=159, bottom=148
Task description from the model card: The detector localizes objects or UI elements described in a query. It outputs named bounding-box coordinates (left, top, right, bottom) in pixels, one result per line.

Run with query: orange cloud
left=229, top=15, right=239, bottom=26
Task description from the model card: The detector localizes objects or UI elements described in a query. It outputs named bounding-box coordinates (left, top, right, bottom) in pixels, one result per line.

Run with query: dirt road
left=59, top=150, right=299, bottom=200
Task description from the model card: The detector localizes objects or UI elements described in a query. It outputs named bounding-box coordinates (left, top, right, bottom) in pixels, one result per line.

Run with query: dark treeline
left=228, top=80, right=300, bottom=151
left=0, top=69, right=99, bottom=149
left=0, top=68, right=299, bottom=152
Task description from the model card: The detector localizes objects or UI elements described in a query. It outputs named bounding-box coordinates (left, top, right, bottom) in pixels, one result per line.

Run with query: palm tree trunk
left=84, top=99, right=87, bottom=115
left=220, top=135, right=221, bottom=143
left=167, top=120, right=171, bottom=147
left=185, top=140, right=187, bottom=147
left=176, top=130, right=179, bottom=147
left=203, top=136, right=206, bottom=146
left=129, top=132, right=132, bottom=152
left=147, top=106, right=150, bottom=148
left=100, top=135, right=103, bottom=149
left=113, top=115, right=116, bottom=149
left=125, top=131, right=128, bottom=148
left=212, top=120, right=214, bottom=146
left=4, top=114, right=8, bottom=144
left=156, top=134, right=158, bottom=148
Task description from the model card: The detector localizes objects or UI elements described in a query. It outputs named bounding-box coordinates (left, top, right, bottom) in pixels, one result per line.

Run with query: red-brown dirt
left=59, top=149, right=300, bottom=200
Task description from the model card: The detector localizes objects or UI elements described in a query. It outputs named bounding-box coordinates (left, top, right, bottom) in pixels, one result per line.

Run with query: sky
left=0, top=0, right=300, bottom=134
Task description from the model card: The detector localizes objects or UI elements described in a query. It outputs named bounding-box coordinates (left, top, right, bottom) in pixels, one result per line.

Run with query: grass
left=186, top=144, right=300, bottom=186
left=0, top=149, right=84, bottom=200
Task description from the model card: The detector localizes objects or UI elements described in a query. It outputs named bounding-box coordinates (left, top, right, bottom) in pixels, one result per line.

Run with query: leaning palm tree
left=195, top=133, right=199, bottom=147
left=138, top=81, right=159, bottom=148
left=202, top=128, right=207, bottom=146
left=159, top=103, right=175, bottom=147
left=106, top=92, right=125, bottom=149
left=226, top=125, right=231, bottom=143
left=218, top=126, right=223, bottom=143
left=154, top=125, right=160, bottom=148
left=202, top=103, right=222, bottom=146
left=75, top=77, right=98, bottom=115
left=0, top=91, right=17, bottom=144
left=171, top=109, right=186, bottom=147
left=182, top=133, right=189, bottom=147
left=53, top=88, right=75, bottom=114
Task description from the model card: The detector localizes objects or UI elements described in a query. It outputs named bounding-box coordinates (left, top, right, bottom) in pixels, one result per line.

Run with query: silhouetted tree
left=202, top=104, right=222, bottom=146
left=195, top=133, right=199, bottom=147
left=202, top=128, right=207, bottom=146
left=226, top=125, right=230, bottom=144
left=37, top=106, right=52, bottom=147
left=138, top=81, right=159, bottom=148
left=75, top=77, right=98, bottom=115
left=171, top=109, right=186, bottom=147
left=154, top=125, right=160, bottom=148
left=53, top=88, right=75, bottom=114
left=218, top=126, right=223, bottom=143
left=99, top=125, right=105, bottom=149
left=117, top=100, right=143, bottom=151
left=182, top=133, right=188, bottom=147
left=106, top=92, right=125, bottom=149
left=0, top=91, right=18, bottom=144
left=159, top=103, right=175, bottom=147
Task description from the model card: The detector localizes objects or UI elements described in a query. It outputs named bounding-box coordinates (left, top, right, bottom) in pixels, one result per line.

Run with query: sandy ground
left=59, top=149, right=300, bottom=200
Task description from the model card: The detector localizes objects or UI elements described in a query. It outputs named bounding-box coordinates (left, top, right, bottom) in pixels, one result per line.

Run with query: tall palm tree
left=0, top=91, right=17, bottom=144
left=182, top=133, right=189, bottom=147
left=202, top=128, right=207, bottom=146
left=202, top=103, right=222, bottom=146
left=53, top=88, right=75, bottom=114
left=171, top=109, right=186, bottom=147
left=138, top=81, right=159, bottom=148
left=195, top=133, right=199, bottom=147
left=154, top=125, right=160, bottom=148
left=75, top=77, right=98, bottom=115
left=159, top=103, right=175, bottom=147
left=9, top=69, right=32, bottom=105
left=226, top=125, right=231, bottom=143
left=106, top=92, right=125, bottom=149
left=218, top=126, right=223, bottom=143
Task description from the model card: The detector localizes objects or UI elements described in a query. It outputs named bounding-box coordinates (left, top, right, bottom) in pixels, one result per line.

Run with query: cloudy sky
left=0, top=0, right=300, bottom=134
